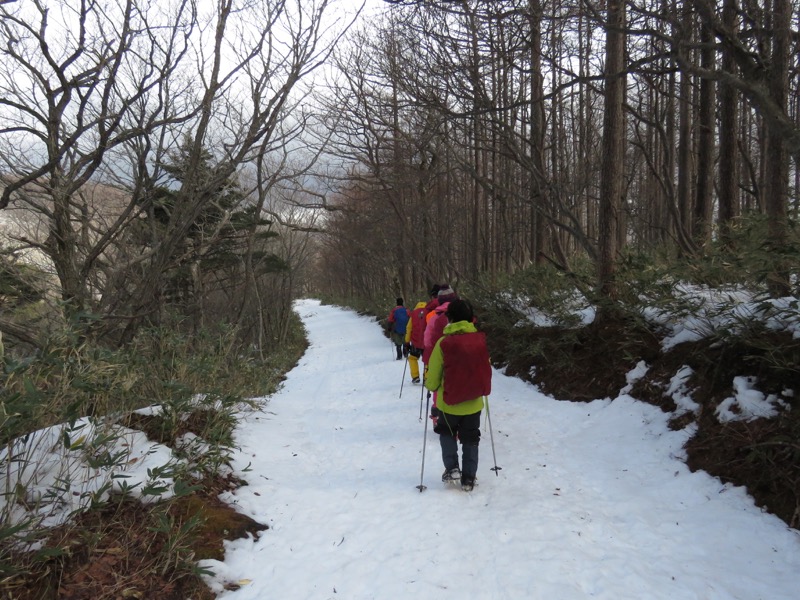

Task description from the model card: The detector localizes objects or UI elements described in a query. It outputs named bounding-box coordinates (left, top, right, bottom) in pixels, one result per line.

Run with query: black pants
left=435, top=410, right=481, bottom=477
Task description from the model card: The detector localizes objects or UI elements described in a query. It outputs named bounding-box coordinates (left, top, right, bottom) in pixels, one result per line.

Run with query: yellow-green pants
left=409, top=354, right=420, bottom=380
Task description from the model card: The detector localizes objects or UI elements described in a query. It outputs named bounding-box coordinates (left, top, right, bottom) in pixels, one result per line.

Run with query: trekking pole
left=484, top=395, right=501, bottom=475
left=419, top=364, right=427, bottom=420
left=399, top=353, right=409, bottom=398
left=416, top=392, right=431, bottom=492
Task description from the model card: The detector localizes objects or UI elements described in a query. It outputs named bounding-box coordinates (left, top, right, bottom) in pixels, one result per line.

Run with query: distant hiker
left=425, top=298, right=491, bottom=492
left=404, top=299, right=428, bottom=384
left=387, top=298, right=411, bottom=360
left=422, top=284, right=457, bottom=364
left=423, top=284, right=441, bottom=315
left=423, top=285, right=458, bottom=428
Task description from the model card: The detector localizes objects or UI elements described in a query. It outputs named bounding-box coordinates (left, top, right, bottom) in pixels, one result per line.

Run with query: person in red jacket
left=404, top=300, right=428, bottom=384
left=422, top=285, right=458, bottom=428
left=422, top=284, right=456, bottom=364
left=424, top=298, right=491, bottom=492
left=423, top=284, right=441, bottom=315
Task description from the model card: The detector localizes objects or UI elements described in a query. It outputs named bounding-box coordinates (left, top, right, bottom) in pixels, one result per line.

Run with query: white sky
left=198, top=299, right=800, bottom=599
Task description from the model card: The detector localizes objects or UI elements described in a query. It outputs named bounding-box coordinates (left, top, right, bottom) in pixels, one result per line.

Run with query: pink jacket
left=423, top=302, right=450, bottom=364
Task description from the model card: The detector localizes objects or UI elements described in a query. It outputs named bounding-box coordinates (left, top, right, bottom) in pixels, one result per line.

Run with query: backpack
left=391, top=306, right=410, bottom=334
left=440, top=332, right=492, bottom=405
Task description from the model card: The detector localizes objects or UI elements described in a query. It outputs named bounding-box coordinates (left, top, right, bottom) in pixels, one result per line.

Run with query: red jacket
left=407, top=303, right=428, bottom=349
left=423, top=303, right=449, bottom=364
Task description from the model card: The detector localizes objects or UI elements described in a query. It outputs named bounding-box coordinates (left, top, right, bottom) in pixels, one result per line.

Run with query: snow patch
left=716, top=376, right=788, bottom=423
left=666, top=366, right=700, bottom=416
left=1, top=419, right=179, bottom=537
left=620, top=360, right=649, bottom=395
left=643, top=285, right=800, bottom=350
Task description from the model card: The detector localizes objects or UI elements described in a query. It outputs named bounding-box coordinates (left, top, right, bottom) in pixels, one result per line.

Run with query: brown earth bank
left=1, top=407, right=267, bottom=600
left=483, top=316, right=800, bottom=530
left=2, top=473, right=265, bottom=600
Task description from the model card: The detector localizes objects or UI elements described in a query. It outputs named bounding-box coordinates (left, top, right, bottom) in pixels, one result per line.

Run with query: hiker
left=424, top=298, right=491, bottom=492
left=387, top=298, right=410, bottom=360
left=422, top=284, right=456, bottom=364
left=423, top=285, right=458, bottom=428
left=423, top=284, right=441, bottom=315
left=404, top=299, right=428, bottom=384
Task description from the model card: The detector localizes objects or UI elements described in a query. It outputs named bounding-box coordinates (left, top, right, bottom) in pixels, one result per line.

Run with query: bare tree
left=0, top=0, right=198, bottom=318
left=0, top=0, right=345, bottom=346
left=762, top=0, right=792, bottom=297
left=597, top=0, right=627, bottom=303
left=694, top=19, right=716, bottom=248
left=691, top=0, right=800, bottom=163
left=316, top=0, right=798, bottom=305
left=716, top=0, right=740, bottom=247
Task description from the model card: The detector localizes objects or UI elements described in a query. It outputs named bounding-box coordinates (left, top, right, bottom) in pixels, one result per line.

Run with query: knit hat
left=446, top=298, right=473, bottom=323
left=437, top=285, right=456, bottom=304
left=396, top=297, right=404, bottom=306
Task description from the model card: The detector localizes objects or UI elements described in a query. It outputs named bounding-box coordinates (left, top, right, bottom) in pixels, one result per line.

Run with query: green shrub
left=463, top=262, right=595, bottom=330
left=0, top=314, right=307, bottom=586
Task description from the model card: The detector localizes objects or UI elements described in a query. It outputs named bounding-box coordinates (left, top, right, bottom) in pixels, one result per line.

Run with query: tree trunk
left=676, top=2, right=695, bottom=248
left=529, top=0, right=547, bottom=266
left=694, top=22, right=716, bottom=249
left=597, top=0, right=627, bottom=302
left=717, top=0, right=739, bottom=248
left=763, top=0, right=791, bottom=297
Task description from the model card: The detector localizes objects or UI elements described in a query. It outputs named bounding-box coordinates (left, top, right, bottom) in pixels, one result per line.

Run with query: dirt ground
left=3, top=451, right=266, bottom=600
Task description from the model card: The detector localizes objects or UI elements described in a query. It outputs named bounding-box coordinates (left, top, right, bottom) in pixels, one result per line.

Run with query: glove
left=403, top=342, right=411, bottom=357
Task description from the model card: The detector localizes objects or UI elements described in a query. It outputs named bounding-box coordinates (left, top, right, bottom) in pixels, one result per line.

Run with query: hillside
left=485, top=308, right=800, bottom=529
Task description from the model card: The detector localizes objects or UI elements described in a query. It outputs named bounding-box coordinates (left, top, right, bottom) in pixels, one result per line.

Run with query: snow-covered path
left=202, top=299, right=800, bottom=599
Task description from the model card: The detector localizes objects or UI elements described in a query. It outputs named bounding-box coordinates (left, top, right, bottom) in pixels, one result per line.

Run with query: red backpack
left=409, top=306, right=427, bottom=347
left=440, top=332, right=492, bottom=405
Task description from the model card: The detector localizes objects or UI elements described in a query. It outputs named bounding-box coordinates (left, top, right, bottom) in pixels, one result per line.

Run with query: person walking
left=422, top=284, right=458, bottom=428
left=422, top=284, right=456, bottom=364
left=387, top=298, right=410, bottom=360
left=424, top=298, right=491, bottom=492
left=423, top=284, right=441, bottom=315
left=404, top=299, right=428, bottom=384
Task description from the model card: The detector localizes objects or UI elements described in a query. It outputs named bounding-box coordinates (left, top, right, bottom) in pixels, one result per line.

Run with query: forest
left=0, top=0, right=798, bottom=597
left=316, top=0, right=798, bottom=301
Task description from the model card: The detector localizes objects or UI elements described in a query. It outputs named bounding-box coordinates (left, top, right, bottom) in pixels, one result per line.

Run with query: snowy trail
left=202, top=299, right=800, bottom=599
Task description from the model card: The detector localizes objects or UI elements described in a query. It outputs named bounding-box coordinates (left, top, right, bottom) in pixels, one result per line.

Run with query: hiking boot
left=461, top=475, right=475, bottom=492
left=442, top=468, right=461, bottom=483
left=412, top=377, right=420, bottom=384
